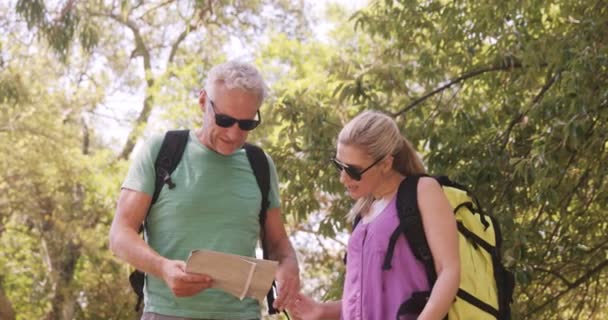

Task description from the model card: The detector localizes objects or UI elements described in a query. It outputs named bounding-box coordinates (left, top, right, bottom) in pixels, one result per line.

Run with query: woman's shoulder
left=417, top=176, right=442, bottom=193
left=415, top=176, right=449, bottom=206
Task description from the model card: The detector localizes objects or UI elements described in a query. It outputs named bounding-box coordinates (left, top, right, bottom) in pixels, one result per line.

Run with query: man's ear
left=199, top=90, right=207, bottom=111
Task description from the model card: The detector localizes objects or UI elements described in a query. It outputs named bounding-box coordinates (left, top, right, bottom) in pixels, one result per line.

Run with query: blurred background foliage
left=1, top=0, right=606, bottom=319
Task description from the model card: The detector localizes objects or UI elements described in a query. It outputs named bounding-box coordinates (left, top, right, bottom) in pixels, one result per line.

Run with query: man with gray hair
left=109, top=61, right=300, bottom=319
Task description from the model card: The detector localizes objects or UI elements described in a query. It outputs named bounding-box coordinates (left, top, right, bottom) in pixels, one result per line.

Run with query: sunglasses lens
left=215, top=115, right=237, bottom=128
left=346, top=168, right=362, bottom=181
left=238, top=120, right=260, bottom=131
left=331, top=159, right=362, bottom=181
left=215, top=115, right=259, bottom=131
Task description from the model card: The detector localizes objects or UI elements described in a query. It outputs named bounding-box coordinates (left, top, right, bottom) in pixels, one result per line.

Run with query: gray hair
left=338, top=110, right=426, bottom=221
left=204, top=61, right=269, bottom=103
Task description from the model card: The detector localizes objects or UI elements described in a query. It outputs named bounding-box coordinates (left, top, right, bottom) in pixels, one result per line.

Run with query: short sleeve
left=121, top=134, right=164, bottom=196
left=265, top=153, right=281, bottom=209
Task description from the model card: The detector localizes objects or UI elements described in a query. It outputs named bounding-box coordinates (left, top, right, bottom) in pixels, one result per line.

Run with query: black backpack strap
left=136, top=130, right=190, bottom=233
left=244, top=143, right=285, bottom=317
left=151, top=130, right=191, bottom=205
left=392, top=175, right=441, bottom=318
left=131, top=129, right=190, bottom=312
left=395, top=291, right=432, bottom=319
left=244, top=143, right=270, bottom=228
left=394, top=175, right=437, bottom=284
left=383, top=225, right=405, bottom=270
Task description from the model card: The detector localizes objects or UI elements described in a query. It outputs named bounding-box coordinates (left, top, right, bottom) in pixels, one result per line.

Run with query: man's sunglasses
left=209, top=98, right=261, bottom=131
left=330, top=157, right=383, bottom=181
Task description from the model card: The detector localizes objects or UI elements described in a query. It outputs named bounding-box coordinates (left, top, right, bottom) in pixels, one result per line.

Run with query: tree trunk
left=0, top=285, right=16, bottom=320
left=41, top=236, right=81, bottom=320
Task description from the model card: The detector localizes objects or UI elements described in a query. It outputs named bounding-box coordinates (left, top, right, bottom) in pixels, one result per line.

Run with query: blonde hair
left=338, top=110, right=426, bottom=221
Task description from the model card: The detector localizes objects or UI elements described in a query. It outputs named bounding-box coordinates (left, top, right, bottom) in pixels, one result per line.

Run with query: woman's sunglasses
left=330, top=157, right=383, bottom=181
left=209, top=98, right=261, bottom=131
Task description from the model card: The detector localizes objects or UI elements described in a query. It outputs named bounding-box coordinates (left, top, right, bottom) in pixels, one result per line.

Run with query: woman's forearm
left=318, top=301, right=341, bottom=319
left=417, top=267, right=460, bottom=320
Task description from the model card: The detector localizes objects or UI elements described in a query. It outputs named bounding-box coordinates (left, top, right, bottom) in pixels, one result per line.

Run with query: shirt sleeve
left=265, top=153, right=281, bottom=210
left=121, top=134, right=164, bottom=196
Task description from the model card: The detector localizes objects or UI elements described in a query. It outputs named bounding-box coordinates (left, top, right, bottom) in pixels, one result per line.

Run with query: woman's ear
left=383, top=155, right=394, bottom=173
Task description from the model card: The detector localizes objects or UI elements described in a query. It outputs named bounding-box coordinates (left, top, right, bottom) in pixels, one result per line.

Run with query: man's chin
left=216, top=143, right=241, bottom=156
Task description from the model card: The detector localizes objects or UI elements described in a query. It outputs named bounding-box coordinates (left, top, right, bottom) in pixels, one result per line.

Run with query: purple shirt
left=342, top=196, right=430, bottom=320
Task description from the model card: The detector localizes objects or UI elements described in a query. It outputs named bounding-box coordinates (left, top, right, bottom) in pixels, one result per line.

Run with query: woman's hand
left=288, top=293, right=330, bottom=320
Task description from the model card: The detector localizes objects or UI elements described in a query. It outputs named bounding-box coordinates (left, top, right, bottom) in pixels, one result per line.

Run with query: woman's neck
left=372, top=172, right=404, bottom=200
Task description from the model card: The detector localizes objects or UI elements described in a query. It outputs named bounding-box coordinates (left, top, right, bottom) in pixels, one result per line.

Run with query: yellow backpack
left=388, top=175, right=515, bottom=319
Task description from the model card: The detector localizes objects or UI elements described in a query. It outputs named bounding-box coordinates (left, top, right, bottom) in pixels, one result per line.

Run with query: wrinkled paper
left=185, top=249, right=278, bottom=301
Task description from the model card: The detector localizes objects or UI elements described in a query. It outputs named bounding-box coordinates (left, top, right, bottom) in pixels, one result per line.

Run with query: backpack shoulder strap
left=388, top=175, right=440, bottom=318
left=243, top=143, right=282, bottom=315
left=141, top=129, right=190, bottom=231
left=132, top=129, right=189, bottom=312
left=151, top=130, right=190, bottom=205
left=393, top=175, right=437, bottom=284
left=243, top=143, right=270, bottom=229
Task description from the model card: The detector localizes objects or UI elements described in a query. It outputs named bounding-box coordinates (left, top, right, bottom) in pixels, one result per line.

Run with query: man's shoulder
left=147, top=132, right=166, bottom=145
left=145, top=130, right=190, bottom=156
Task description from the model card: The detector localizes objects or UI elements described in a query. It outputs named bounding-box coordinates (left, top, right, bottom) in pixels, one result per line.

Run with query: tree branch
left=167, top=23, right=199, bottom=63
left=500, top=70, right=559, bottom=151
left=137, top=0, right=174, bottom=20
left=392, top=58, right=523, bottom=118
left=167, top=1, right=213, bottom=65
left=525, top=260, right=608, bottom=317
left=533, top=266, right=574, bottom=287
left=295, top=226, right=347, bottom=248
left=102, top=13, right=156, bottom=160
left=107, top=3, right=209, bottom=159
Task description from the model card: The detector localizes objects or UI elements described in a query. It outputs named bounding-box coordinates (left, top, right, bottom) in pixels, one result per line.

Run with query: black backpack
left=128, top=129, right=281, bottom=315
left=352, top=175, right=515, bottom=320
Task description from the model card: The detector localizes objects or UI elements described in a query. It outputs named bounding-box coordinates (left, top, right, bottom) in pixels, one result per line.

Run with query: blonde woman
left=290, top=111, right=459, bottom=320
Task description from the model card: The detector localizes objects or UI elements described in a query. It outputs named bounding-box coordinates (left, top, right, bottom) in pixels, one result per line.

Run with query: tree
left=5, top=0, right=606, bottom=318
left=15, top=0, right=309, bottom=159
left=260, top=0, right=607, bottom=319
left=4, top=0, right=309, bottom=319
left=0, top=13, right=127, bottom=315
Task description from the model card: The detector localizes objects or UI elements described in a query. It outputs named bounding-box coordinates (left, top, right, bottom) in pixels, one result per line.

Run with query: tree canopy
left=261, top=0, right=607, bottom=318
left=1, top=0, right=606, bottom=319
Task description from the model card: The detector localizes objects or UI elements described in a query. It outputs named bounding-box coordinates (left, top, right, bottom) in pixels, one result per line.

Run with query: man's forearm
left=270, top=240, right=298, bottom=267
left=109, top=225, right=166, bottom=278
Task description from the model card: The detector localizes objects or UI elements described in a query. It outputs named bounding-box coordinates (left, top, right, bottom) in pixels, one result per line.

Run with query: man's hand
left=272, top=258, right=300, bottom=311
left=161, top=259, right=213, bottom=297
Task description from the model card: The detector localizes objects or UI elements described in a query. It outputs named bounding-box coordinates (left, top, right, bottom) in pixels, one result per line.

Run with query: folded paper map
left=185, top=249, right=278, bottom=301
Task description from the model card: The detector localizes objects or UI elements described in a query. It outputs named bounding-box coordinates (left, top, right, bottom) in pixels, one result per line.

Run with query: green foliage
left=15, top=0, right=99, bottom=61
left=263, top=0, right=607, bottom=319
left=0, top=71, right=28, bottom=105
left=0, top=42, right=131, bottom=318
left=2, top=0, right=607, bottom=319
left=4, top=0, right=310, bottom=318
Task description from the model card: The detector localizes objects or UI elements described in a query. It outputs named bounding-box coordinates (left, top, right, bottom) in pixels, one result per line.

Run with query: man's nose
left=225, top=123, right=245, bottom=139
left=339, top=169, right=349, bottom=184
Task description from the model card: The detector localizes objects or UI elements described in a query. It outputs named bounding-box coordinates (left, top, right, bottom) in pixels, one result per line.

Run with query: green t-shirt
left=122, top=130, right=281, bottom=319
